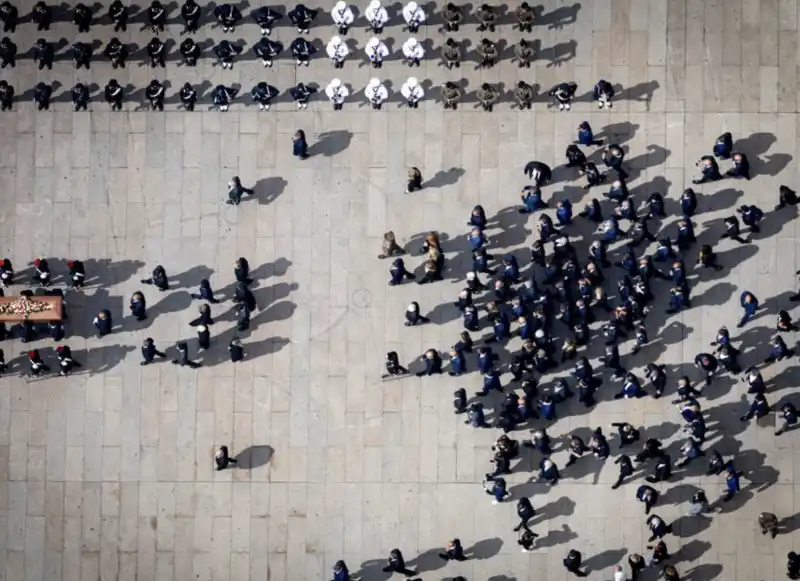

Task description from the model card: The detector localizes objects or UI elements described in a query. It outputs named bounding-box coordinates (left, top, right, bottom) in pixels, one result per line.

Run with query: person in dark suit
left=93, top=310, right=112, bottom=337
left=191, top=279, right=219, bottom=303
left=293, top=130, right=309, bottom=159
left=172, top=341, right=201, bottom=368
left=215, top=445, right=237, bottom=469
left=141, top=338, right=167, bottom=365
left=229, top=337, right=245, bottom=362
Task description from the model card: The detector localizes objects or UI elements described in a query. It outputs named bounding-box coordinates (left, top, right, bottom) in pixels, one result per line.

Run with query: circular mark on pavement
left=351, top=288, right=372, bottom=309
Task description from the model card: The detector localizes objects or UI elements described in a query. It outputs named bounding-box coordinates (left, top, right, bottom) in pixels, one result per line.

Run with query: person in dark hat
left=180, top=83, right=197, bottom=111
left=33, top=38, right=54, bottom=70
left=172, top=341, right=202, bottom=368
left=32, top=1, right=52, bottom=31
left=105, top=79, right=123, bottom=111
left=141, top=338, right=167, bottom=365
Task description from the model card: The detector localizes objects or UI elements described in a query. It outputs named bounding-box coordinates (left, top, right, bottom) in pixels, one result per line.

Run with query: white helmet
left=330, top=35, right=342, bottom=46
left=366, top=36, right=380, bottom=49
left=369, top=0, right=381, bottom=9
left=368, top=78, right=380, bottom=88
left=407, top=37, right=418, bottom=48
left=407, top=1, right=418, bottom=11
left=335, top=0, right=347, bottom=10
left=534, top=329, right=545, bottom=339
left=466, top=272, right=476, bottom=281
left=330, top=78, right=342, bottom=88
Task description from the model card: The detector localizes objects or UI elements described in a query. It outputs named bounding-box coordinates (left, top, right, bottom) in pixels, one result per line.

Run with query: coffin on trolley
left=0, top=295, right=63, bottom=322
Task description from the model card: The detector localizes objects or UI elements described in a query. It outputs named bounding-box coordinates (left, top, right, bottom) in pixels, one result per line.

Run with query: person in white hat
left=402, top=37, right=424, bottom=66
left=331, top=1, right=354, bottom=34
left=402, top=0, right=425, bottom=32
left=400, top=76, right=424, bottom=109
left=365, top=0, right=388, bottom=32
left=364, top=77, right=389, bottom=109
left=326, top=35, right=349, bottom=68
left=325, top=78, right=349, bottom=110
left=365, top=36, right=389, bottom=68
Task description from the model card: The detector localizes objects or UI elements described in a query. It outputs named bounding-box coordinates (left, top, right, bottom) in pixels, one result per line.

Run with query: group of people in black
left=0, top=237, right=264, bottom=375
left=375, top=125, right=800, bottom=581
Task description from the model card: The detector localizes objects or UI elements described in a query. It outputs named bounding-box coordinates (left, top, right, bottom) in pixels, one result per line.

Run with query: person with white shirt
left=326, top=35, right=349, bottom=68
left=364, top=77, right=389, bottom=109
left=612, top=564, right=627, bottom=581
left=402, top=1, right=425, bottom=32
left=402, top=37, right=424, bottom=66
left=365, top=37, right=389, bottom=68
left=325, top=78, right=349, bottom=110
left=331, top=1, right=354, bottom=34
left=365, top=0, right=388, bottom=32
left=401, top=76, right=423, bottom=109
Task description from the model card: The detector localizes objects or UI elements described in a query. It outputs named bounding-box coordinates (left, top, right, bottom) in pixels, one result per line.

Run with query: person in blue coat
left=713, top=132, right=733, bottom=159
left=332, top=560, right=349, bottom=581
left=575, top=121, right=603, bottom=146
left=539, top=457, right=559, bottom=484
left=741, top=392, right=769, bottom=422
left=556, top=199, right=573, bottom=226
left=477, top=369, right=502, bottom=396
left=293, top=129, right=309, bottom=159
left=692, top=156, right=723, bottom=184
left=388, top=258, right=414, bottom=285
left=615, top=373, right=646, bottom=399
left=727, top=152, right=751, bottom=179
left=765, top=335, right=794, bottom=364
left=776, top=402, right=799, bottom=436
left=636, top=484, right=659, bottom=514
left=738, top=291, right=759, bottom=327
left=680, top=188, right=698, bottom=216
left=448, top=348, right=466, bottom=376
left=737, top=204, right=764, bottom=233
left=722, top=465, right=743, bottom=501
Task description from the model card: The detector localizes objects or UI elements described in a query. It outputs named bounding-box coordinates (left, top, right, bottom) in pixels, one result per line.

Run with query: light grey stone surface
left=0, top=1, right=799, bottom=580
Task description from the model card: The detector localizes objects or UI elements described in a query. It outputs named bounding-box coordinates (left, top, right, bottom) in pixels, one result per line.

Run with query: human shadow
left=353, top=558, right=391, bottom=581
left=672, top=514, right=713, bottom=537
left=76, top=343, right=136, bottom=374
left=618, top=80, right=660, bottom=109
left=534, top=524, right=578, bottom=549
left=673, top=540, right=713, bottom=565
left=466, top=536, right=503, bottom=559
left=582, top=548, right=627, bottom=572
left=252, top=177, right=288, bottom=205
left=308, top=130, right=353, bottom=157
left=171, top=265, right=215, bottom=290
left=684, top=563, right=723, bottom=581
left=531, top=496, right=576, bottom=524
left=624, top=145, right=671, bottom=181
left=539, top=39, right=577, bottom=68
left=235, top=445, right=274, bottom=468
left=426, top=167, right=466, bottom=188
left=535, top=3, right=581, bottom=29
left=596, top=122, right=641, bottom=146
left=690, top=281, right=737, bottom=309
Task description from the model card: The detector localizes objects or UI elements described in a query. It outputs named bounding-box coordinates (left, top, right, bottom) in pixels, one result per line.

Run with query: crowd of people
left=0, top=0, right=593, bottom=112
left=0, top=214, right=262, bottom=376
left=373, top=124, right=800, bottom=581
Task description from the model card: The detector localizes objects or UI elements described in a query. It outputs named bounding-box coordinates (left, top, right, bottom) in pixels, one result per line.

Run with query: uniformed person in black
left=105, top=79, right=123, bottom=111
left=0, top=1, right=17, bottom=33
left=251, top=82, right=279, bottom=110
left=32, top=1, right=52, bottom=31
left=0, top=36, right=16, bottom=68
left=33, top=39, right=54, bottom=70
left=0, top=80, right=14, bottom=110
left=73, top=3, right=92, bottom=33
left=180, top=38, right=201, bottom=66
left=179, top=82, right=197, bottom=111
left=72, top=83, right=89, bottom=111
left=146, top=80, right=165, bottom=111
left=148, top=0, right=167, bottom=31
left=109, top=0, right=127, bottom=31
left=104, top=37, right=127, bottom=69
left=147, top=37, right=166, bottom=68
left=181, top=0, right=201, bottom=32
left=72, top=41, right=92, bottom=69
left=33, top=82, right=52, bottom=111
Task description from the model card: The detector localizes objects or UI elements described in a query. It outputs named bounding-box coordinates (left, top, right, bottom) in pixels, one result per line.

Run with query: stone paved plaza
left=2, top=0, right=800, bottom=580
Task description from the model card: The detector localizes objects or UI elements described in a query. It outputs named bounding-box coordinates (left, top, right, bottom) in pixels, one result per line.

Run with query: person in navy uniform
left=129, top=291, right=147, bottom=320
left=713, top=132, right=733, bottom=159
left=32, top=1, right=51, bottom=31
left=179, top=83, right=197, bottom=111
left=381, top=549, right=416, bottom=576
left=172, top=341, right=202, bottom=368
left=727, top=152, right=750, bottom=179
left=575, top=121, right=603, bottom=146
left=288, top=3, right=317, bottom=33
left=141, top=337, right=167, bottom=365
left=765, top=335, right=793, bottom=364
left=332, top=560, right=350, bottom=581
left=254, top=37, right=283, bottom=68
left=612, top=454, right=633, bottom=489
left=33, top=82, right=52, bottom=111
left=215, top=445, right=237, bottom=469
left=737, top=204, right=764, bottom=234
left=109, top=0, right=128, bottom=31
left=93, top=310, right=112, bottom=337
left=593, top=79, right=614, bottom=108
left=523, top=160, right=552, bottom=186
left=252, top=6, right=282, bottom=35
left=692, top=156, right=722, bottom=184
left=777, top=185, right=799, bottom=210
left=214, top=3, right=242, bottom=31
left=72, top=81, right=90, bottom=111
left=636, top=485, right=659, bottom=514
left=181, top=0, right=201, bottom=32
left=146, top=80, right=166, bottom=111
left=563, top=549, right=587, bottom=577
left=148, top=0, right=167, bottom=31
left=73, top=2, right=92, bottom=32
left=722, top=464, right=743, bottom=501
left=646, top=515, right=672, bottom=541
left=33, top=38, right=54, bottom=70
left=741, top=392, right=769, bottom=422
left=738, top=291, right=759, bottom=327
left=680, top=188, right=697, bottom=216
left=105, top=79, right=124, bottom=111
left=180, top=38, right=201, bottom=66
left=776, top=402, right=799, bottom=436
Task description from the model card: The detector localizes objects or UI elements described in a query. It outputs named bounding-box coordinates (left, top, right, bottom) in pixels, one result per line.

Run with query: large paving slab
left=1, top=1, right=800, bottom=580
